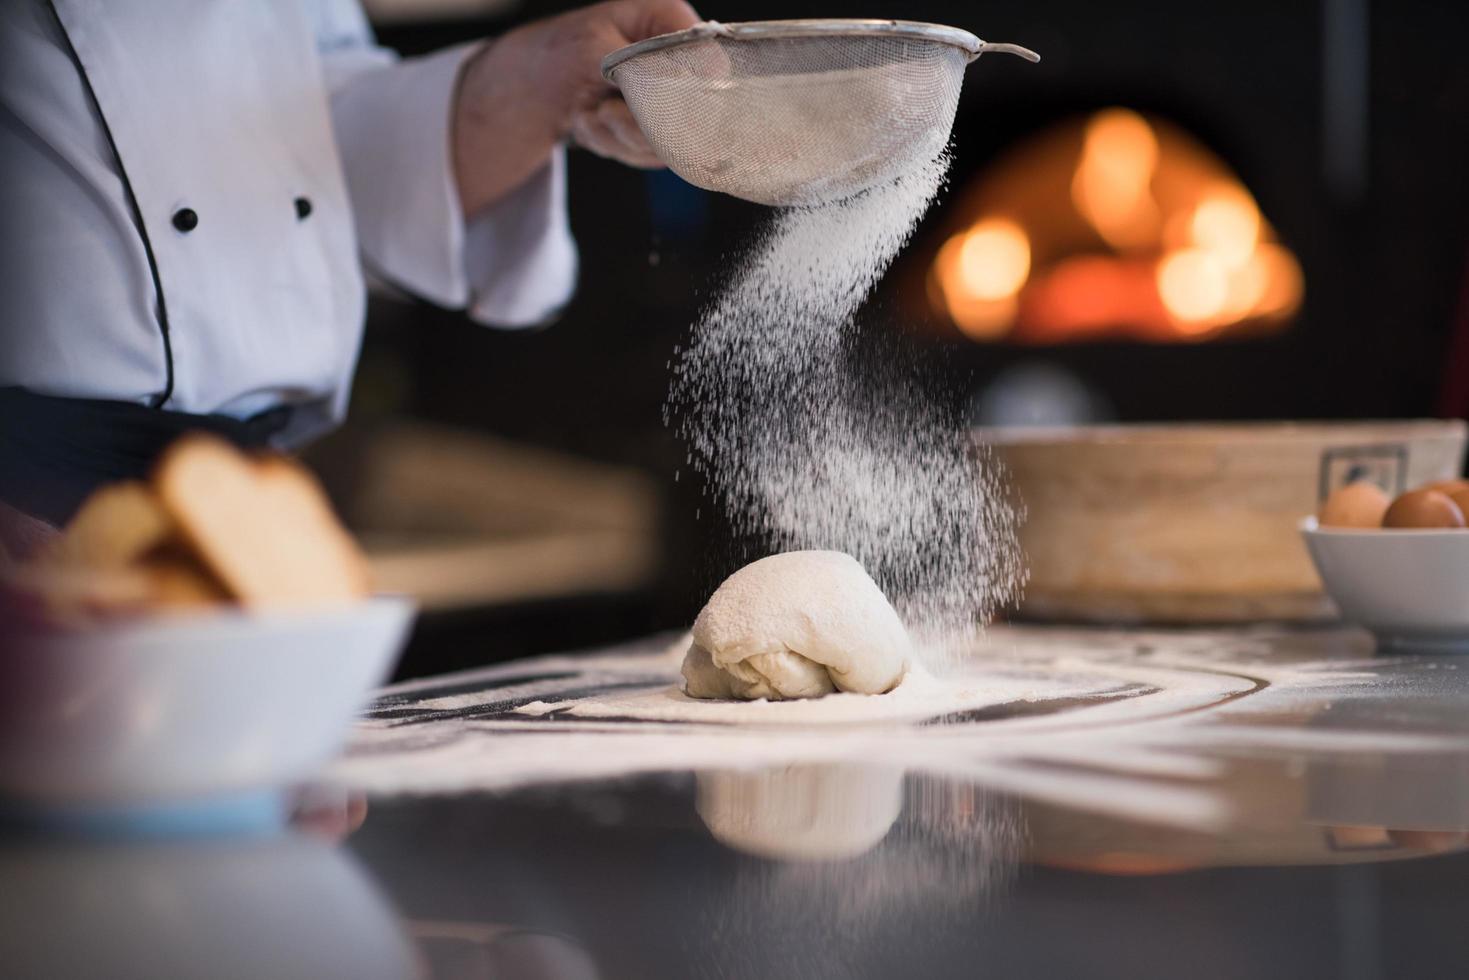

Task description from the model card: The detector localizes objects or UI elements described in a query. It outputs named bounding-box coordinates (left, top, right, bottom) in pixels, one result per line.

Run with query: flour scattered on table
left=512, top=666, right=1089, bottom=727
left=332, top=626, right=1415, bottom=836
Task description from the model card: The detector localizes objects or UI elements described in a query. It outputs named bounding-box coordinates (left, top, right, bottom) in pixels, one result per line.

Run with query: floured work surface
left=332, top=624, right=1469, bottom=829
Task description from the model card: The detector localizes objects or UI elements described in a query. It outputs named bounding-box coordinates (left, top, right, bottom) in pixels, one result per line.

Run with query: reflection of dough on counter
left=696, top=765, right=905, bottom=862
left=682, top=551, right=911, bottom=701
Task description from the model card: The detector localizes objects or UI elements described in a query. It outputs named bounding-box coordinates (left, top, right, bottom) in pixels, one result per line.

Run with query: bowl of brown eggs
left=1302, top=478, right=1469, bottom=651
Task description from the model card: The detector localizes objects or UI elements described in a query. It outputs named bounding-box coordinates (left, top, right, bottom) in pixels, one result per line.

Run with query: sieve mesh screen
left=604, top=21, right=1037, bottom=207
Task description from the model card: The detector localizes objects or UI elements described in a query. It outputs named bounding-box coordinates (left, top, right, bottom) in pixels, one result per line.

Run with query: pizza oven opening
left=925, top=107, right=1304, bottom=346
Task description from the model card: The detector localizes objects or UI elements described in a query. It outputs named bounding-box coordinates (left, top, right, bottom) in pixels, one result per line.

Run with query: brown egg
left=1422, top=478, right=1469, bottom=496
left=1319, top=481, right=1391, bottom=528
left=1448, top=488, right=1469, bottom=524
left=1382, top=489, right=1467, bottom=528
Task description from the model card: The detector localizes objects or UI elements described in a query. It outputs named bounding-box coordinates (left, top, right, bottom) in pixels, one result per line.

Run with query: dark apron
left=0, top=387, right=293, bottom=526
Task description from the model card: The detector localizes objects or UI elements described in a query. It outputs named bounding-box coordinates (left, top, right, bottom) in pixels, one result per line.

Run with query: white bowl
left=1300, top=518, right=1469, bottom=651
left=0, top=597, right=414, bottom=811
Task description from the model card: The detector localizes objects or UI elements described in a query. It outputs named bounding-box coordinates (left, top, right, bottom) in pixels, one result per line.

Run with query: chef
left=0, top=0, right=699, bottom=538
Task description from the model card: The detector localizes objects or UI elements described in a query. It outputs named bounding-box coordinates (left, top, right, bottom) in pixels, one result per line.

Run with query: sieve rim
left=602, top=19, right=992, bottom=81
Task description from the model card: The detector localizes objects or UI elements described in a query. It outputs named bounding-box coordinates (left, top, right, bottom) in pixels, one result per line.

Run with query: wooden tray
left=982, top=421, right=1468, bottom=623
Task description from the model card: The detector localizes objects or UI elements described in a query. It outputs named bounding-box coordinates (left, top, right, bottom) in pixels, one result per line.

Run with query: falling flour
left=667, top=152, right=1025, bottom=664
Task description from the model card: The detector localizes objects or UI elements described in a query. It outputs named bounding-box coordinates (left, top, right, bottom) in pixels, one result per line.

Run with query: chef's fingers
left=570, top=111, right=628, bottom=163
left=569, top=110, right=615, bottom=159
left=571, top=104, right=664, bottom=169
left=596, top=99, right=663, bottom=167
left=597, top=2, right=729, bottom=101
left=608, top=0, right=701, bottom=43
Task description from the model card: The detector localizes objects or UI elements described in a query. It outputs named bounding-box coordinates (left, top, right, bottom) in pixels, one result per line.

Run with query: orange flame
left=931, top=218, right=1031, bottom=339
left=1072, top=108, right=1161, bottom=250
left=931, top=108, right=1304, bottom=343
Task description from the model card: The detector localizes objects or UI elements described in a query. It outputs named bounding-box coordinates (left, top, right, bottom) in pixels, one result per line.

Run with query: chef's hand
left=453, top=0, right=701, bottom=217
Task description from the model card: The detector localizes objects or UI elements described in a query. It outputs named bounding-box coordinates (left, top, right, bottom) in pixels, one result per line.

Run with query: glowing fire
left=932, top=218, right=1031, bottom=338
left=1072, top=108, right=1161, bottom=251
left=929, top=108, right=1304, bottom=343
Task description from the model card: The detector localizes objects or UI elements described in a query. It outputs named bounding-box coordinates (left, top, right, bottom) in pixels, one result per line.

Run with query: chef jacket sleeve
left=309, top=1, right=577, bottom=327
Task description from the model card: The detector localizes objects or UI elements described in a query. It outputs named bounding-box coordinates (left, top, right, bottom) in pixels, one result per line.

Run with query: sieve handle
left=974, top=41, right=1041, bottom=64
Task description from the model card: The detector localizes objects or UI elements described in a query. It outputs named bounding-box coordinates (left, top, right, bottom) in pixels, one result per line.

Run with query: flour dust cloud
left=667, top=153, right=1025, bottom=659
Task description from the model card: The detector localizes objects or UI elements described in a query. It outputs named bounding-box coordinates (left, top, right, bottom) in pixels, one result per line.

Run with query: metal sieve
left=601, top=19, right=1039, bottom=208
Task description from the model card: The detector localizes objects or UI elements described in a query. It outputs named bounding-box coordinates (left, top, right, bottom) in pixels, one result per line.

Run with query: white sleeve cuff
left=464, top=145, right=578, bottom=327
left=328, top=42, right=577, bottom=326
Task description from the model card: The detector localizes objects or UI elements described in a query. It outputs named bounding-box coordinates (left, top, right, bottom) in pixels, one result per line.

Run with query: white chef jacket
left=0, top=0, right=577, bottom=444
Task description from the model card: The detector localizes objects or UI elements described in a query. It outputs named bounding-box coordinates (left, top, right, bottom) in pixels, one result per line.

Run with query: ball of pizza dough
left=681, top=551, right=911, bottom=701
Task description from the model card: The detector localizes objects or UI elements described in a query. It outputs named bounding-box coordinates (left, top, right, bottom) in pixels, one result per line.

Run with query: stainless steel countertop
left=7, top=624, right=1469, bottom=979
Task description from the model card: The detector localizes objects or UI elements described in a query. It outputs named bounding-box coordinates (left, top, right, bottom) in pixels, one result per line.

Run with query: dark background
left=347, top=1, right=1469, bottom=675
